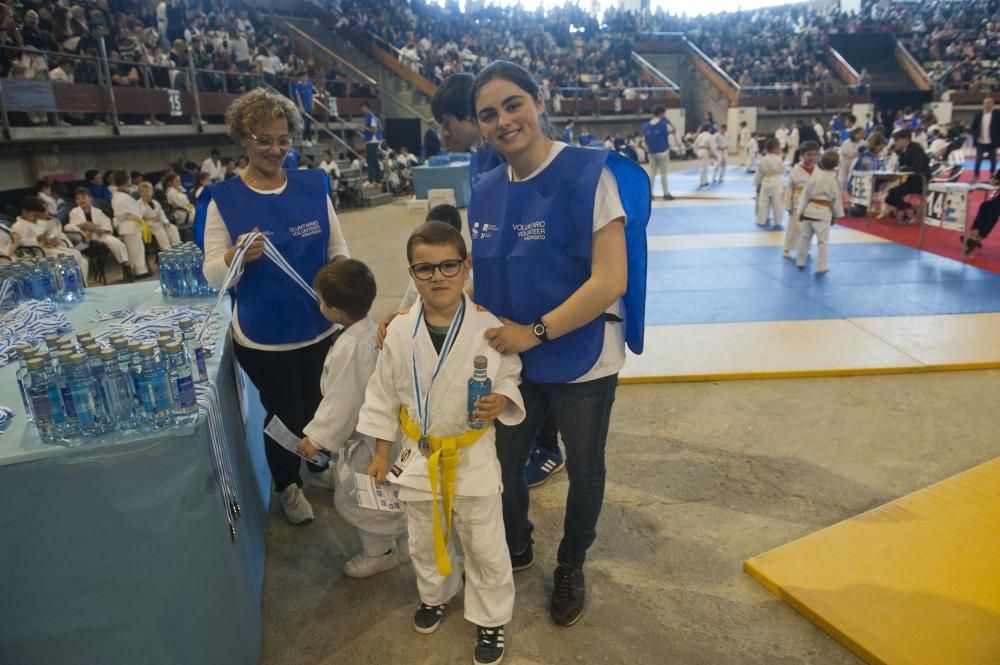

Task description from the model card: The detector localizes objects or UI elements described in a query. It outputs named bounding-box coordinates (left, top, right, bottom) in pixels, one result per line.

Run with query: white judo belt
left=199, top=231, right=319, bottom=342
left=197, top=381, right=241, bottom=542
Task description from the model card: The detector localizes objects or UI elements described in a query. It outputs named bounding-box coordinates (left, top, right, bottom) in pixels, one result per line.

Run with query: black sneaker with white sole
left=474, top=625, right=505, bottom=665
left=551, top=565, right=586, bottom=626
left=510, top=540, right=533, bottom=572
left=413, top=602, right=447, bottom=634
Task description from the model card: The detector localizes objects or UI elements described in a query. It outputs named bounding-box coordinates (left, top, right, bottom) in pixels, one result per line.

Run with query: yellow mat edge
left=619, top=361, right=1000, bottom=385
left=743, top=559, right=885, bottom=665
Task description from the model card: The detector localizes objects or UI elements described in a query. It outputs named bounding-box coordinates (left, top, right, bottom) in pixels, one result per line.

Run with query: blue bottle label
left=467, top=378, right=492, bottom=429
left=73, top=389, right=97, bottom=425
left=30, top=391, right=53, bottom=420
left=150, top=373, right=172, bottom=413
left=47, top=385, right=66, bottom=423
left=61, top=385, right=77, bottom=419
left=64, top=272, right=78, bottom=292
left=195, top=348, right=208, bottom=380
left=176, top=376, right=196, bottom=408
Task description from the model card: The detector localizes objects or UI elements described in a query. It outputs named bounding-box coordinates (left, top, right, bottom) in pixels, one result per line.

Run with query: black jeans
left=366, top=142, right=382, bottom=183
left=972, top=196, right=1000, bottom=239
left=534, top=412, right=559, bottom=453
left=974, top=143, right=997, bottom=179
left=234, top=335, right=334, bottom=491
left=495, top=374, right=618, bottom=569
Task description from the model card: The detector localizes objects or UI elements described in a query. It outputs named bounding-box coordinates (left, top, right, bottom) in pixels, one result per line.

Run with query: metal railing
left=630, top=52, right=681, bottom=92
left=737, top=85, right=871, bottom=109
left=545, top=86, right=680, bottom=116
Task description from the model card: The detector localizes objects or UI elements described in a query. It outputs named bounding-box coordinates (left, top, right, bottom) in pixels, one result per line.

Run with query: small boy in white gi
left=797, top=150, right=846, bottom=274
left=694, top=122, right=715, bottom=187
left=713, top=124, right=730, bottom=183
left=297, top=259, right=409, bottom=578
left=783, top=141, right=820, bottom=259
left=359, top=222, right=524, bottom=665
left=754, top=137, right=785, bottom=227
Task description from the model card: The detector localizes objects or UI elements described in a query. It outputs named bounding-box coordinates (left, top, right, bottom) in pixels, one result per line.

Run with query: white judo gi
left=838, top=139, right=862, bottom=194
left=303, top=315, right=408, bottom=556
left=713, top=132, right=729, bottom=182
left=138, top=198, right=182, bottom=250
left=12, top=217, right=88, bottom=279
left=739, top=126, right=752, bottom=166
left=67, top=205, right=130, bottom=265
left=357, top=294, right=525, bottom=628
left=694, top=130, right=715, bottom=186
left=754, top=153, right=785, bottom=226
left=782, top=162, right=814, bottom=255
left=796, top=168, right=845, bottom=273
left=110, top=190, right=150, bottom=277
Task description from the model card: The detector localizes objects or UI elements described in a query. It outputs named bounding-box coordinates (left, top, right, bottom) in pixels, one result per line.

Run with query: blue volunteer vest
left=192, top=187, right=212, bottom=249
left=469, top=146, right=650, bottom=383
left=642, top=119, right=669, bottom=154
left=210, top=170, right=332, bottom=345
left=469, top=144, right=504, bottom=189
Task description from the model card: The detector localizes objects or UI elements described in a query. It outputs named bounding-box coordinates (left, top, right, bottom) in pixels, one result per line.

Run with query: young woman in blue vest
left=468, top=61, right=650, bottom=626
left=203, top=89, right=350, bottom=524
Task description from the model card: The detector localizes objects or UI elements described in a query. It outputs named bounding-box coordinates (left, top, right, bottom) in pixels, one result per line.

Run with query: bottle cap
left=44, top=335, right=61, bottom=347
left=474, top=355, right=487, bottom=370
left=158, top=330, right=175, bottom=339
left=84, top=344, right=102, bottom=356
left=70, top=353, right=87, bottom=365
left=76, top=332, right=93, bottom=342
left=165, top=342, right=182, bottom=354
left=157, top=338, right=172, bottom=349
left=27, top=357, right=45, bottom=370
left=100, top=348, right=117, bottom=362
left=128, top=341, right=143, bottom=352
left=58, top=341, right=75, bottom=350
left=57, top=349, right=73, bottom=362
left=112, top=337, right=129, bottom=350
left=138, top=345, right=156, bottom=357
left=178, top=318, right=193, bottom=329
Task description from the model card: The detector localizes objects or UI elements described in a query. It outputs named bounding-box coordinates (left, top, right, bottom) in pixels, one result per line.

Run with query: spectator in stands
left=34, top=180, right=61, bottom=218
left=49, top=58, right=74, bottom=83
left=203, top=87, right=350, bottom=524
left=882, top=129, right=930, bottom=223
left=13, top=196, right=88, bottom=278
left=360, top=100, right=383, bottom=186
left=201, top=148, right=225, bottom=182
left=292, top=70, right=316, bottom=147
left=137, top=181, right=182, bottom=249
left=561, top=119, right=575, bottom=144
left=193, top=172, right=212, bottom=200
left=163, top=171, right=194, bottom=223
left=109, top=170, right=150, bottom=278
left=423, top=119, right=443, bottom=159
left=86, top=169, right=111, bottom=201
left=972, top=97, right=999, bottom=181
left=67, top=187, right=132, bottom=277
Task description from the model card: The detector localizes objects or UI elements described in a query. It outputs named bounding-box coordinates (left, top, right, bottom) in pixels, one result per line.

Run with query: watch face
left=533, top=323, right=546, bottom=336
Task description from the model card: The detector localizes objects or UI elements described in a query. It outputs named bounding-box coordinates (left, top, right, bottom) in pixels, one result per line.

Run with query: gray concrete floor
left=259, top=199, right=1000, bottom=665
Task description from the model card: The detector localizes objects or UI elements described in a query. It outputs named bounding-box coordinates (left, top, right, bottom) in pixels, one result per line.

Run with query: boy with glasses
left=359, top=221, right=524, bottom=665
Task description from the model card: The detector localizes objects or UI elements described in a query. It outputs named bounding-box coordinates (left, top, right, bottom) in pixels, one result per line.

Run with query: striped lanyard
left=199, top=230, right=319, bottom=341
left=410, top=298, right=465, bottom=448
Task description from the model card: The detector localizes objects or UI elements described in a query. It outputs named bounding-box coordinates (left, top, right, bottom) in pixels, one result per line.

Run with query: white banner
left=167, top=89, right=182, bottom=117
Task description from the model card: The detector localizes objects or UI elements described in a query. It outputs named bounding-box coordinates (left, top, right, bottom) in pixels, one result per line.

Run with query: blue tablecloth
left=0, top=283, right=269, bottom=665
left=411, top=162, right=472, bottom=207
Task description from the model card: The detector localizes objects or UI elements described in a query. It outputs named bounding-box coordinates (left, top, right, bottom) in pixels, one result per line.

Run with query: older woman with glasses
left=202, top=88, right=350, bottom=524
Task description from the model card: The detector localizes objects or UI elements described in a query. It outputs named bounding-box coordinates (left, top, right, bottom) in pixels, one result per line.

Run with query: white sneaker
left=304, top=465, right=336, bottom=491
left=343, top=549, right=403, bottom=578
left=280, top=484, right=314, bottom=524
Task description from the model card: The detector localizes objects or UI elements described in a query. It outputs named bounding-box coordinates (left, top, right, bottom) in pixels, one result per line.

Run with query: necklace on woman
left=243, top=166, right=286, bottom=190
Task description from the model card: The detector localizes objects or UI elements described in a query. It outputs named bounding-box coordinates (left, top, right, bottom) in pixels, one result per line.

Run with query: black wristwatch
left=532, top=318, right=550, bottom=343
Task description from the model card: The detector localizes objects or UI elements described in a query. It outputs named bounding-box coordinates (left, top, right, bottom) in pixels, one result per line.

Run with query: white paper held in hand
left=264, top=415, right=331, bottom=467
left=352, top=473, right=403, bottom=512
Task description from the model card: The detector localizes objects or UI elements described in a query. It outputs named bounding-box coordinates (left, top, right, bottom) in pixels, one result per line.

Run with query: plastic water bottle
left=165, top=341, right=198, bottom=424
left=178, top=318, right=209, bottom=383
left=136, top=344, right=173, bottom=427
left=15, top=344, right=36, bottom=422
left=65, top=353, right=103, bottom=437
left=158, top=252, right=170, bottom=296
left=467, top=355, right=492, bottom=430
left=39, top=257, right=58, bottom=299
left=58, top=256, right=82, bottom=303
left=54, top=349, right=80, bottom=436
left=100, top=347, right=139, bottom=432
left=26, top=357, right=61, bottom=444
left=24, top=260, right=47, bottom=301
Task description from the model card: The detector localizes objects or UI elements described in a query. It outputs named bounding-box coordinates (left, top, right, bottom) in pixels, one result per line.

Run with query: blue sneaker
left=526, top=444, right=565, bottom=488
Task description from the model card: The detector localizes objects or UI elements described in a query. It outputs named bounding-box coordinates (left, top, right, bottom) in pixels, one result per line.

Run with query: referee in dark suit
left=972, top=97, right=1000, bottom=180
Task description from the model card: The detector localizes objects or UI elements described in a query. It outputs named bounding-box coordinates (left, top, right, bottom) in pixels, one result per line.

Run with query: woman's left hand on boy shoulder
left=485, top=317, right=541, bottom=355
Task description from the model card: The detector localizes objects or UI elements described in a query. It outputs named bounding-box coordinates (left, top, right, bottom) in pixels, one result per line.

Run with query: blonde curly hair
left=225, top=88, right=303, bottom=145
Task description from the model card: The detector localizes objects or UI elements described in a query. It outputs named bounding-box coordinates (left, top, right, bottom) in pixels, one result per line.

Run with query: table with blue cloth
left=0, top=282, right=270, bottom=665
left=411, top=161, right=472, bottom=207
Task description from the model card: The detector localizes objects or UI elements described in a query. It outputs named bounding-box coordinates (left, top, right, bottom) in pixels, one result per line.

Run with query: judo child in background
left=754, top=138, right=785, bottom=228
left=358, top=222, right=524, bottom=665
left=796, top=150, right=845, bottom=274
left=782, top=141, right=820, bottom=259
left=694, top=122, right=715, bottom=187
left=297, top=259, right=409, bottom=578
left=839, top=127, right=865, bottom=196
left=713, top=124, right=730, bottom=183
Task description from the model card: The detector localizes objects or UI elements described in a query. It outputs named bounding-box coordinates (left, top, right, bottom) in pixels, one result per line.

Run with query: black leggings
left=884, top=175, right=925, bottom=211
left=234, top=335, right=334, bottom=491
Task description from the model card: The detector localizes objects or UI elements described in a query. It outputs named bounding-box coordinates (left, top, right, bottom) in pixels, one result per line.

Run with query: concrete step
left=364, top=192, right=395, bottom=207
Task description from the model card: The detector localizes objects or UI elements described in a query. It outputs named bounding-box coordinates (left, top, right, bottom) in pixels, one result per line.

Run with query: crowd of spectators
left=0, top=0, right=375, bottom=127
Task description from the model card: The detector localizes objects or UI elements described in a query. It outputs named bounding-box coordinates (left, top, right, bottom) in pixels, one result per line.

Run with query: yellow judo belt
left=399, top=406, right=488, bottom=576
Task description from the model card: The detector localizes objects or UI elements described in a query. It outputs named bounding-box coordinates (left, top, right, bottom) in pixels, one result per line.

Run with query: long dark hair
left=469, top=60, right=557, bottom=140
